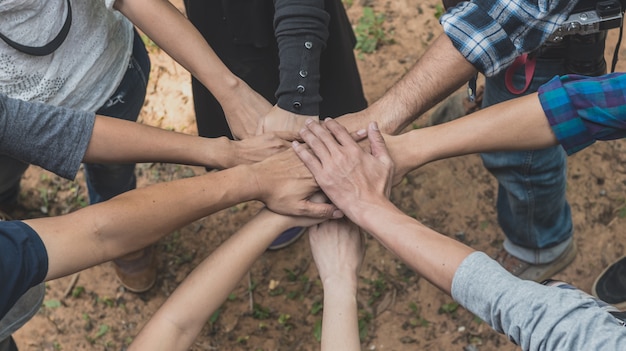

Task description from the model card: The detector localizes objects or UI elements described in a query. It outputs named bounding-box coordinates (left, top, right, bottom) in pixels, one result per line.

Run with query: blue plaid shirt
left=440, top=0, right=577, bottom=76
left=538, top=73, right=626, bottom=155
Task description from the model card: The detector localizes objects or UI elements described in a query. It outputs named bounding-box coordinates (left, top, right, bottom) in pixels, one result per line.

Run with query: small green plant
left=209, top=308, right=221, bottom=326
left=310, top=301, right=323, bottom=315
left=358, top=310, right=373, bottom=340
left=354, top=7, right=393, bottom=55
left=438, top=301, right=460, bottom=315
left=363, top=275, right=388, bottom=306
left=140, top=33, right=159, bottom=52
left=252, top=303, right=271, bottom=320
left=71, top=286, right=85, bottom=298
left=408, top=302, right=430, bottom=327
left=278, top=313, right=293, bottom=331
left=268, top=286, right=285, bottom=296
left=43, top=299, right=62, bottom=308
left=434, top=3, right=445, bottom=19
left=313, top=319, right=323, bottom=342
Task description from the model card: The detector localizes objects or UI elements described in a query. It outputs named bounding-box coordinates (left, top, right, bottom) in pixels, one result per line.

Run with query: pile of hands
left=228, top=101, right=402, bottom=288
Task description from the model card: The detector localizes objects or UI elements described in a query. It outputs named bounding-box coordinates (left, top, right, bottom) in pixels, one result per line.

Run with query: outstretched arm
left=114, top=0, right=271, bottom=138
left=309, top=219, right=363, bottom=351
left=336, top=0, right=577, bottom=135
left=387, top=73, right=626, bottom=180
left=27, top=149, right=339, bottom=283
left=336, top=34, right=476, bottom=135
left=128, top=208, right=324, bottom=351
left=386, top=93, right=558, bottom=179
left=0, top=91, right=291, bottom=182
left=86, top=115, right=296, bottom=169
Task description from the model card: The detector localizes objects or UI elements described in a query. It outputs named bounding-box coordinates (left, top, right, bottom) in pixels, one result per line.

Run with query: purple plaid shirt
left=538, top=73, right=626, bottom=155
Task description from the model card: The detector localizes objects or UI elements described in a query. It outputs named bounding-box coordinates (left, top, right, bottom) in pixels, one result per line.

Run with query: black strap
left=0, top=0, right=72, bottom=56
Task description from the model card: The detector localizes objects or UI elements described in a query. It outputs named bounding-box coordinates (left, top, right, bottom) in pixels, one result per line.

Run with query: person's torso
left=0, top=0, right=133, bottom=111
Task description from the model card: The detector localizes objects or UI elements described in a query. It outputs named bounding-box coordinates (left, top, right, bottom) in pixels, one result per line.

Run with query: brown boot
left=112, top=246, right=158, bottom=293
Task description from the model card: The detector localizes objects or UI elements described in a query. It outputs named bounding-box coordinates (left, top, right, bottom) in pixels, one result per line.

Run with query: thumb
left=299, top=200, right=344, bottom=219
left=273, top=130, right=302, bottom=142
left=368, top=122, right=392, bottom=163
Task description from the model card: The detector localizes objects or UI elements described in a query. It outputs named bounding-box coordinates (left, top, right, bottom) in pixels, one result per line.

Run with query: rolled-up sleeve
left=538, top=73, right=626, bottom=155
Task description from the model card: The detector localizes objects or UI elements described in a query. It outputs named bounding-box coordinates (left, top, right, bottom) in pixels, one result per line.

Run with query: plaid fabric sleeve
left=538, top=73, right=626, bottom=155
left=440, top=0, right=575, bottom=76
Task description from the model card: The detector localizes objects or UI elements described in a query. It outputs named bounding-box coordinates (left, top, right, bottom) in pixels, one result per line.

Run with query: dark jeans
left=84, top=29, right=151, bottom=204
left=480, top=58, right=573, bottom=264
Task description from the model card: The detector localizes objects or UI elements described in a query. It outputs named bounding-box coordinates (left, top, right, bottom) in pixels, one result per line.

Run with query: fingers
left=298, top=119, right=334, bottom=161
left=322, top=118, right=358, bottom=148
left=350, top=128, right=368, bottom=142
left=367, top=122, right=393, bottom=165
left=272, top=130, right=301, bottom=142
left=298, top=200, right=344, bottom=219
left=292, top=140, right=323, bottom=176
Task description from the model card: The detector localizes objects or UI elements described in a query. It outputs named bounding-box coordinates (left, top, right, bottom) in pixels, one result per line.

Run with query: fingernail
left=356, top=129, right=367, bottom=137
left=332, top=210, right=344, bottom=218
left=299, top=128, right=307, bottom=135
left=324, top=117, right=332, bottom=122
left=370, top=122, right=379, bottom=131
left=305, top=118, right=314, bottom=125
left=292, top=140, right=300, bottom=148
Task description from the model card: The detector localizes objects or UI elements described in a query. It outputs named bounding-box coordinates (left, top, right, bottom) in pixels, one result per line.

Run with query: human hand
left=251, top=148, right=342, bottom=219
left=222, top=131, right=298, bottom=168
left=293, top=119, right=394, bottom=220
left=309, top=219, right=364, bottom=290
left=256, top=105, right=319, bottom=136
left=221, top=78, right=273, bottom=139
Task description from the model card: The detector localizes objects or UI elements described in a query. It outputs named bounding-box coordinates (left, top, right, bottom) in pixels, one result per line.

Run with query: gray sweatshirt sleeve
left=451, top=252, right=626, bottom=351
left=0, top=94, right=95, bottom=180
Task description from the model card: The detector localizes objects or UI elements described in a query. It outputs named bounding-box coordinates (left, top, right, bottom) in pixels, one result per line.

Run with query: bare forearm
left=129, top=210, right=294, bottom=351
left=115, top=0, right=267, bottom=137
left=84, top=115, right=234, bottom=168
left=390, top=93, right=558, bottom=173
left=31, top=165, right=259, bottom=280
left=355, top=34, right=477, bottom=135
left=320, top=278, right=360, bottom=351
left=115, top=0, right=238, bottom=101
left=354, top=201, right=473, bottom=295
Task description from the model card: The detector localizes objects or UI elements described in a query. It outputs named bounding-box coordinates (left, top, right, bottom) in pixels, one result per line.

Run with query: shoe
left=268, top=227, right=306, bottom=251
left=112, top=246, right=158, bottom=293
left=494, top=241, right=577, bottom=282
left=592, top=255, right=626, bottom=310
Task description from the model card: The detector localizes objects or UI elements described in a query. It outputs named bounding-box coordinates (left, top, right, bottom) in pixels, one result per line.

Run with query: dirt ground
left=11, top=0, right=626, bottom=350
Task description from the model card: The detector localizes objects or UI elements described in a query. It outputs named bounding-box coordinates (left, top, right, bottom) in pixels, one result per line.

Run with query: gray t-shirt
left=452, top=252, right=626, bottom=350
left=0, top=93, right=94, bottom=179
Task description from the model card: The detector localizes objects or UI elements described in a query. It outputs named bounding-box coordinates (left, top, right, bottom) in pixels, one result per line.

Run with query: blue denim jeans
left=481, top=58, right=573, bottom=264
left=84, top=30, right=151, bottom=204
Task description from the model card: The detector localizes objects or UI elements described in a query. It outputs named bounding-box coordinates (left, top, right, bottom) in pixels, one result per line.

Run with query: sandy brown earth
left=11, top=0, right=626, bottom=350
